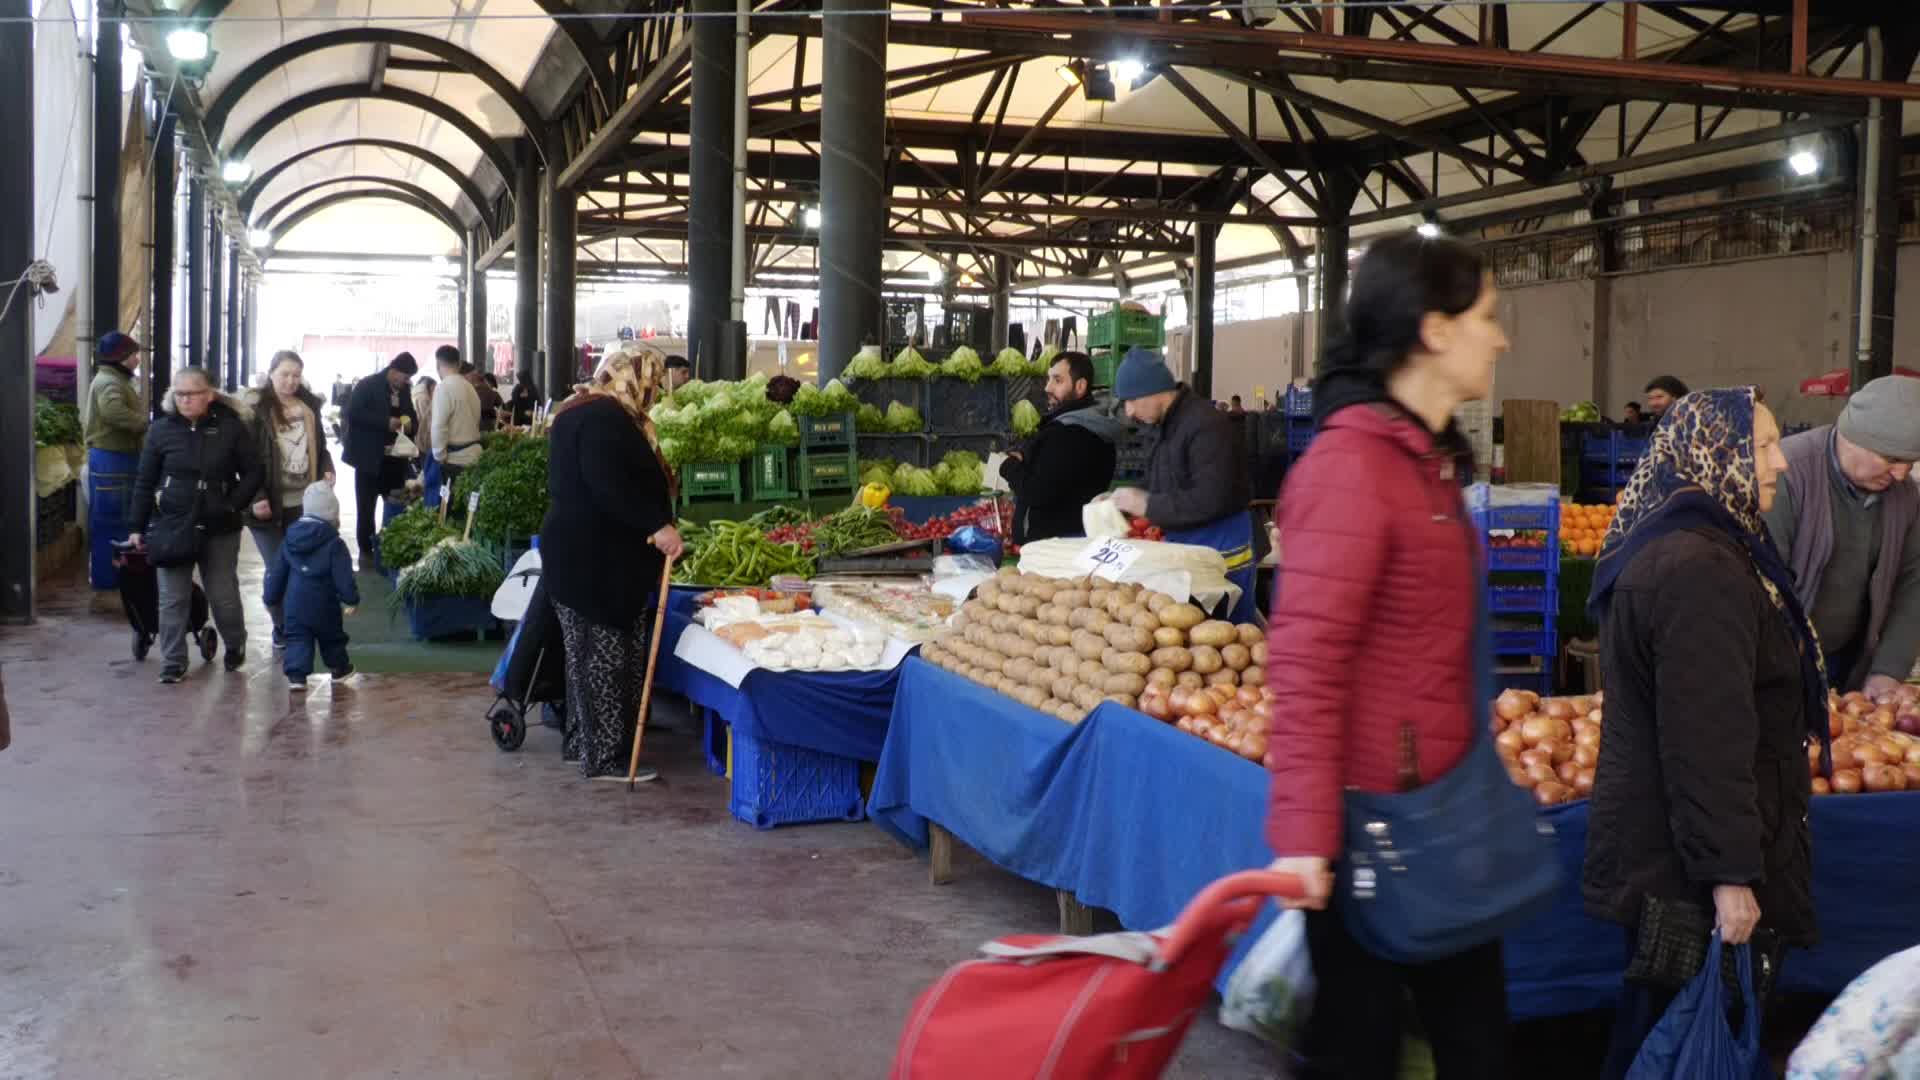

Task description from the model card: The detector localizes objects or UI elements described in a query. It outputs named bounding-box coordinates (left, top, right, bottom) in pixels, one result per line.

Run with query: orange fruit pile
left=1560, top=502, right=1618, bottom=557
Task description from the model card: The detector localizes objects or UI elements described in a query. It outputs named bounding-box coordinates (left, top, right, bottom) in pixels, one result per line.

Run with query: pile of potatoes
left=919, top=569, right=1266, bottom=724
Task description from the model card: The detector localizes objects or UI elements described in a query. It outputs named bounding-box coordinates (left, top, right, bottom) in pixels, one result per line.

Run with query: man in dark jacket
left=1107, top=347, right=1255, bottom=619
left=999, top=351, right=1123, bottom=544
left=342, top=353, right=419, bottom=571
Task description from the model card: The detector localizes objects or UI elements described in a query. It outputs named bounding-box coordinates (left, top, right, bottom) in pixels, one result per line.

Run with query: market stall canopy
left=1798, top=368, right=1920, bottom=397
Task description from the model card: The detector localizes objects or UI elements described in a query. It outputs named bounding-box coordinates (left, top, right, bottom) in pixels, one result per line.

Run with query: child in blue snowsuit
left=264, top=483, right=359, bottom=690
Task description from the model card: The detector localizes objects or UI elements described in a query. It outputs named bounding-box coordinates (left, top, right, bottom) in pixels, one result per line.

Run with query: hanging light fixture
left=165, top=27, right=209, bottom=62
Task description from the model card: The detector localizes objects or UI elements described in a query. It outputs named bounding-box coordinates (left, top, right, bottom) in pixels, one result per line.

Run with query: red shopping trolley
left=890, top=870, right=1303, bottom=1079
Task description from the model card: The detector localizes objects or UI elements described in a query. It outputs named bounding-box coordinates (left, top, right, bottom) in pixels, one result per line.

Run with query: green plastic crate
left=797, top=449, right=856, bottom=496
left=1092, top=353, right=1121, bottom=388
left=798, top=411, right=856, bottom=448
left=748, top=444, right=797, bottom=501
left=678, top=460, right=741, bottom=506
left=1089, top=306, right=1165, bottom=351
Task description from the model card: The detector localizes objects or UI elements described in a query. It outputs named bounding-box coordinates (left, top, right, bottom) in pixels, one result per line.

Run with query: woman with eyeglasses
left=126, top=367, right=264, bottom=684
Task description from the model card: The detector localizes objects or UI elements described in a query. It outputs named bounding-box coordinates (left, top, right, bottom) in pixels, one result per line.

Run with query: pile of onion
left=1813, top=726, right=1920, bottom=795
left=1139, top=683, right=1272, bottom=762
left=1491, top=690, right=1602, bottom=806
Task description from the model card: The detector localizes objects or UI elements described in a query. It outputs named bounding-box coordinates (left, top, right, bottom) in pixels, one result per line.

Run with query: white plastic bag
left=1219, top=908, right=1315, bottom=1050
left=387, top=432, right=420, bottom=460
left=1081, top=497, right=1129, bottom=540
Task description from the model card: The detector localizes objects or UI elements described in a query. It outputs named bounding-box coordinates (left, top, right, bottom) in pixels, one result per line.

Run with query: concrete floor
left=0, top=548, right=1276, bottom=1077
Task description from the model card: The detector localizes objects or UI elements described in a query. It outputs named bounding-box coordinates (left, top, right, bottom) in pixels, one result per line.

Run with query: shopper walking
left=125, top=367, right=262, bottom=684
left=264, top=483, right=359, bottom=692
left=341, top=353, right=418, bottom=572
left=83, top=331, right=151, bottom=589
left=431, top=346, right=485, bottom=484
left=1760, top=374, right=1920, bottom=695
left=506, top=377, right=539, bottom=427
left=998, top=350, right=1123, bottom=544
left=1265, top=230, right=1512, bottom=1080
left=541, top=347, right=682, bottom=780
left=1585, top=387, right=1825, bottom=1080
left=241, top=350, right=335, bottom=648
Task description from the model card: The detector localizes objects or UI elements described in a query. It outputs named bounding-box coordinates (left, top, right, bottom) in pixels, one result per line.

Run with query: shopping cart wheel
left=132, top=629, right=150, bottom=662
left=489, top=700, right=527, bottom=751
left=197, top=626, right=219, bottom=663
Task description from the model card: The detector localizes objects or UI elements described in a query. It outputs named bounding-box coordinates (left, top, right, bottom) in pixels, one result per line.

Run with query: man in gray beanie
left=1763, top=374, right=1920, bottom=693
left=1103, top=347, right=1255, bottom=620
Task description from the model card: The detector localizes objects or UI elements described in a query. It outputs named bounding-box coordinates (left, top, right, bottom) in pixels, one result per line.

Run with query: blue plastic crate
left=1498, top=669, right=1556, bottom=696
left=1286, top=425, right=1314, bottom=453
left=929, top=378, right=1009, bottom=434
left=728, top=728, right=865, bottom=829
left=1472, top=504, right=1560, bottom=533
left=1284, top=384, right=1314, bottom=418
left=1489, top=584, right=1560, bottom=615
left=1492, top=619, right=1558, bottom=657
left=1487, top=544, right=1560, bottom=573
left=701, top=709, right=727, bottom=778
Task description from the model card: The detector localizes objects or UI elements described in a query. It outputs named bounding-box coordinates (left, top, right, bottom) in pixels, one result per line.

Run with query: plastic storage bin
left=678, top=460, right=742, bottom=506
left=728, top=726, right=865, bottom=828
left=856, top=433, right=930, bottom=469
left=748, top=445, right=797, bottom=501
left=1284, top=384, right=1314, bottom=418
left=797, top=448, right=857, bottom=496
left=799, top=411, right=857, bottom=448
left=852, top=378, right=928, bottom=417
left=1088, top=306, right=1166, bottom=350
left=928, top=378, right=1009, bottom=434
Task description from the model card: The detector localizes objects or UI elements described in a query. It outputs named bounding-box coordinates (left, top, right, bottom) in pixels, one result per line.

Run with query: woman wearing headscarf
left=1583, top=387, right=1827, bottom=1079
left=541, top=347, right=683, bottom=780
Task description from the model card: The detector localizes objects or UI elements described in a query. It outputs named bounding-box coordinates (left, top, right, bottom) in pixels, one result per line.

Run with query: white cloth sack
left=387, top=432, right=419, bottom=459
left=1016, top=537, right=1242, bottom=614
left=491, top=548, right=543, bottom=620
left=1219, top=909, right=1316, bottom=1051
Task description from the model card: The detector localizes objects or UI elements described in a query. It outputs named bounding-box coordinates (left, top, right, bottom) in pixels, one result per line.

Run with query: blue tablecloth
left=869, top=658, right=1920, bottom=1018
left=654, top=589, right=905, bottom=762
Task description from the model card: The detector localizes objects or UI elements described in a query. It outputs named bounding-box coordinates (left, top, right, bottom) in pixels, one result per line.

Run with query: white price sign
left=440, top=482, right=451, bottom=504
left=1073, top=536, right=1142, bottom=581
left=467, top=491, right=480, bottom=516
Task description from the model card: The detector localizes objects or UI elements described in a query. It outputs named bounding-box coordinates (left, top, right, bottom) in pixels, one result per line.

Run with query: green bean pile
left=671, top=520, right=816, bottom=587
left=809, top=506, right=901, bottom=559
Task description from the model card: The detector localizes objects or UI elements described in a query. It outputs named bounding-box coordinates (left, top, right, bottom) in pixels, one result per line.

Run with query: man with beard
left=998, top=350, right=1124, bottom=543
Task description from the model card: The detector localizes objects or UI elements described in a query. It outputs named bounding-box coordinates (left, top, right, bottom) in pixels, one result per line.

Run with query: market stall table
left=868, top=658, right=1920, bottom=1016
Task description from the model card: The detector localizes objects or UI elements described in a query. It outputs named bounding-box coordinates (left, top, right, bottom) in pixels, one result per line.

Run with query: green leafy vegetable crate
left=748, top=444, right=797, bottom=501
left=1092, top=353, right=1123, bottom=389
left=679, top=460, right=742, bottom=507
left=797, top=449, right=856, bottom=496
left=798, top=411, right=856, bottom=449
left=1089, top=306, right=1165, bottom=351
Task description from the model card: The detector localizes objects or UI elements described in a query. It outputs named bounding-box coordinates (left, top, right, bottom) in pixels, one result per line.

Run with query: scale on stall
left=816, top=536, right=946, bottom=577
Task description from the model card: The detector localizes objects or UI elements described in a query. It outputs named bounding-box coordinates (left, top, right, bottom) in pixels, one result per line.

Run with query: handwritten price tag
left=467, top=491, right=480, bottom=516
left=1073, top=536, right=1142, bottom=581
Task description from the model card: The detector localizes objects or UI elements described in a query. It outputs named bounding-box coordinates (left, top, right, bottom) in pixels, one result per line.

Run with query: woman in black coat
left=1584, top=387, right=1827, bottom=1078
left=540, top=348, right=683, bottom=780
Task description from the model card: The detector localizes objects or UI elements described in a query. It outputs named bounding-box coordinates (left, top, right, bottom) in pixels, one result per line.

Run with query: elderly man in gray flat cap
left=1764, top=375, right=1920, bottom=696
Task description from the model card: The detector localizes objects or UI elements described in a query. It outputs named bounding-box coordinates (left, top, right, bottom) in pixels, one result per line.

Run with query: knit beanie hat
left=1838, top=375, right=1920, bottom=461
left=301, top=482, right=341, bottom=526
left=1112, top=347, right=1178, bottom=402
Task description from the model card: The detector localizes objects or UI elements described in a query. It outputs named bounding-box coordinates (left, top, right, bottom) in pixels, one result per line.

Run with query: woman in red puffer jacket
left=1265, top=230, right=1510, bottom=1080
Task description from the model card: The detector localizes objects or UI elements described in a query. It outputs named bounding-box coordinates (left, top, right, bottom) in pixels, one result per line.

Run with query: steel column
left=543, top=169, right=576, bottom=400
left=1314, top=220, right=1351, bottom=368
left=185, top=177, right=204, bottom=367
left=150, top=106, right=175, bottom=417
left=990, top=253, right=1011, bottom=351
left=514, top=144, right=540, bottom=390
left=468, top=228, right=488, bottom=374
left=93, top=0, right=123, bottom=357
left=1192, top=225, right=1217, bottom=400
left=688, top=0, right=735, bottom=379
left=0, top=0, right=32, bottom=622
left=206, top=208, right=223, bottom=378
left=1850, top=28, right=1919, bottom=388
left=817, top=0, right=888, bottom=383
left=224, top=242, right=240, bottom=390
left=240, top=279, right=255, bottom=387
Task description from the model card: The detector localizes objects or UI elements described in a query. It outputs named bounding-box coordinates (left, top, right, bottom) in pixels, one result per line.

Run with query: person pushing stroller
left=264, top=483, right=359, bottom=691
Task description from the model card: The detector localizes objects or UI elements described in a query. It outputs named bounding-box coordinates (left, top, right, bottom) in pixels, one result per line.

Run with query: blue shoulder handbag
left=1626, top=932, right=1772, bottom=1080
left=1332, top=593, right=1561, bottom=965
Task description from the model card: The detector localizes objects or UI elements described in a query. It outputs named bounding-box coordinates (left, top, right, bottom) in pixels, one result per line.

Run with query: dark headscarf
left=1587, top=387, right=1830, bottom=770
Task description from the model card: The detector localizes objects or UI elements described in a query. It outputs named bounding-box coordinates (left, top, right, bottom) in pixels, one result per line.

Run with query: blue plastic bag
left=946, top=525, right=1002, bottom=563
left=1626, top=932, right=1772, bottom=1080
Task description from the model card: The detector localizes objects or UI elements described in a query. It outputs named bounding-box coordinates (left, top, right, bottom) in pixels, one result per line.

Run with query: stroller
left=112, top=540, right=218, bottom=664
left=486, top=575, right=567, bottom=751
left=890, top=870, right=1304, bottom=1079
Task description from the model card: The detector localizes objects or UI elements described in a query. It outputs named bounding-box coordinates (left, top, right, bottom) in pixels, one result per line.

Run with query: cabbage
left=987, top=347, right=1029, bottom=378
left=939, top=348, right=985, bottom=383
left=941, top=450, right=982, bottom=471
left=893, top=346, right=926, bottom=367
left=820, top=378, right=858, bottom=414
left=845, top=352, right=889, bottom=381
left=766, top=409, right=799, bottom=446
left=856, top=403, right=887, bottom=433
left=1011, top=399, right=1041, bottom=437
left=892, top=464, right=941, bottom=496
left=885, top=401, right=924, bottom=432
left=1031, top=344, right=1060, bottom=377
left=891, top=349, right=937, bottom=378
left=860, top=460, right=897, bottom=487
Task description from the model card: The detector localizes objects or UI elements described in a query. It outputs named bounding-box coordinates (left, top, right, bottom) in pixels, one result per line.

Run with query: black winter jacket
left=343, top=371, right=415, bottom=472
left=242, top=387, right=336, bottom=528
left=1584, top=526, right=1817, bottom=947
left=541, top=397, right=676, bottom=629
left=129, top=397, right=264, bottom=537
left=1000, top=397, right=1119, bottom=544
left=263, top=516, right=360, bottom=634
left=1144, top=388, right=1250, bottom=531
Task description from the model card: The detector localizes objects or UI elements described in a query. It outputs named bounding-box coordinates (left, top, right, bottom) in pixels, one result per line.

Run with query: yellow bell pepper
left=860, top=482, right=891, bottom=509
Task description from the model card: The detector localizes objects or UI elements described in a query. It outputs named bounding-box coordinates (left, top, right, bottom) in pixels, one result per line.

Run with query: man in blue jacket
left=265, top=483, right=360, bottom=691
left=342, top=352, right=418, bottom=571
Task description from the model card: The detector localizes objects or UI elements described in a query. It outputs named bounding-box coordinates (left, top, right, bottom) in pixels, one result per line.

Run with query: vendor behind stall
left=999, top=350, right=1122, bottom=544
left=1106, top=348, right=1255, bottom=621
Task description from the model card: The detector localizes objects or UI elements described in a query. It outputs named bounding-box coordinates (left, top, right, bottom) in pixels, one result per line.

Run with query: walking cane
left=627, top=553, right=678, bottom=791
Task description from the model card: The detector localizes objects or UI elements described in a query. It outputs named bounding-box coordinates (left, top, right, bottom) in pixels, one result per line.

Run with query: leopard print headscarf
left=557, top=344, right=677, bottom=497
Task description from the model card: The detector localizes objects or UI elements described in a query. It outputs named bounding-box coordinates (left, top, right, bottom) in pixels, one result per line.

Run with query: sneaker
left=288, top=677, right=307, bottom=692
left=224, top=650, right=245, bottom=672
left=329, top=664, right=355, bottom=680
left=158, top=668, right=185, bottom=685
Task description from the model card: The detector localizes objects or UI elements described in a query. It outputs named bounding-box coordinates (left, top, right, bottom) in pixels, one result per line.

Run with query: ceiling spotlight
left=958, top=272, right=975, bottom=287
left=220, top=159, right=252, bottom=184
left=247, top=228, right=272, bottom=248
left=1788, top=150, right=1821, bottom=177
left=803, top=206, right=822, bottom=229
left=165, top=27, right=209, bottom=62
left=1416, top=221, right=1443, bottom=238
left=1082, top=63, right=1116, bottom=103
left=1113, top=58, right=1146, bottom=86
left=1056, top=61, right=1082, bottom=87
